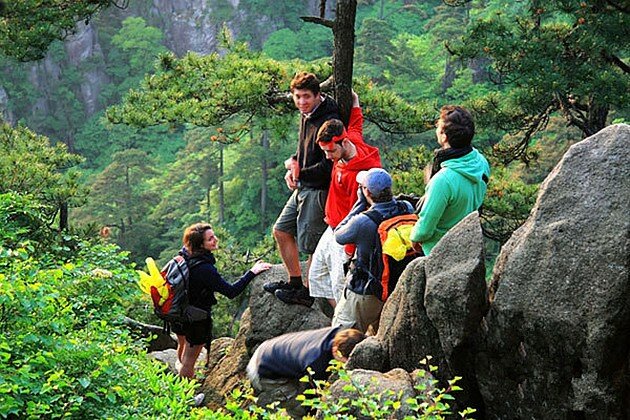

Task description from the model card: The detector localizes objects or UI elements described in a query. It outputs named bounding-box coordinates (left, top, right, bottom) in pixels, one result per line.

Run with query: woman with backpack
left=174, top=222, right=271, bottom=378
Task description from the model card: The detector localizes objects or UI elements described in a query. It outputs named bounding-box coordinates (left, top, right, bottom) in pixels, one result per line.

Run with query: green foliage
left=103, top=16, right=168, bottom=104
left=386, top=144, right=433, bottom=195
left=237, top=0, right=313, bottom=47
left=482, top=166, right=538, bottom=244
left=354, top=77, right=435, bottom=134
left=72, top=149, right=160, bottom=262
left=452, top=0, right=630, bottom=159
left=74, top=114, right=186, bottom=171
left=0, top=122, right=87, bottom=222
left=294, top=358, right=475, bottom=419
left=107, top=39, right=330, bottom=128
left=0, top=0, right=113, bottom=61
left=0, top=200, right=198, bottom=418
left=262, top=26, right=332, bottom=61
left=0, top=193, right=52, bottom=250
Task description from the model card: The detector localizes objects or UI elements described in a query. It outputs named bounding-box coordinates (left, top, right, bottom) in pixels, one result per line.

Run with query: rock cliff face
left=63, top=22, right=109, bottom=116
left=477, top=123, right=630, bottom=419
left=10, top=0, right=325, bottom=128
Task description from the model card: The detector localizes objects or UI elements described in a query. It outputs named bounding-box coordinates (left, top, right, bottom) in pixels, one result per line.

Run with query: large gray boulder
left=478, top=124, right=630, bottom=419
left=245, top=265, right=332, bottom=353
left=425, top=211, right=488, bottom=413
left=348, top=211, right=488, bottom=407
left=347, top=257, right=446, bottom=374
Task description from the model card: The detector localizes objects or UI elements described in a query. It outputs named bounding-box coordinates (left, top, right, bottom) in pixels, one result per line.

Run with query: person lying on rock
left=246, top=326, right=366, bottom=391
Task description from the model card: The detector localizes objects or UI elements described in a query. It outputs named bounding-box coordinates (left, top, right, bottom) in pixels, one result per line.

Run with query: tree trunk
left=218, top=144, right=225, bottom=224
left=206, top=187, right=211, bottom=221
left=65, top=131, right=76, bottom=153
left=585, top=100, right=608, bottom=138
left=260, top=129, right=269, bottom=229
left=441, top=57, right=459, bottom=92
left=124, top=165, right=133, bottom=228
left=59, top=201, right=68, bottom=231
left=332, top=0, right=357, bottom=126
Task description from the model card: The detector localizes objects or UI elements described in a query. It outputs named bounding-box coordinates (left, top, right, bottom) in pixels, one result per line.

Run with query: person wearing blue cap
left=332, top=168, right=414, bottom=332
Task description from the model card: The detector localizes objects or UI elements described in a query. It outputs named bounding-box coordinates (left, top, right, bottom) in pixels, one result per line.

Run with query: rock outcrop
left=328, top=368, right=423, bottom=419
left=477, top=123, right=630, bottom=419
left=348, top=211, right=488, bottom=412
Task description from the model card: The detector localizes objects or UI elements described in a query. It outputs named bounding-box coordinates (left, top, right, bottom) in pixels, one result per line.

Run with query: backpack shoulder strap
left=186, top=256, right=205, bottom=270
left=363, top=208, right=385, bottom=226
left=379, top=213, right=418, bottom=232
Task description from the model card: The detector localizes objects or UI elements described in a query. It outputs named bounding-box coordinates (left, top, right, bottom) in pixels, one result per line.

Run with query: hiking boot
left=263, top=280, right=293, bottom=294
left=275, top=287, right=314, bottom=307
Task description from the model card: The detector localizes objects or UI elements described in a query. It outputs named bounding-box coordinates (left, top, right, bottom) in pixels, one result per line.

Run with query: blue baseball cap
left=356, top=168, right=392, bottom=195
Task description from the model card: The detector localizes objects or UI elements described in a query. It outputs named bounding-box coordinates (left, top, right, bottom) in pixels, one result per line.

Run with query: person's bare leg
left=327, top=298, right=336, bottom=309
left=273, top=228, right=301, bottom=277
left=176, top=334, right=187, bottom=362
left=179, top=343, right=205, bottom=379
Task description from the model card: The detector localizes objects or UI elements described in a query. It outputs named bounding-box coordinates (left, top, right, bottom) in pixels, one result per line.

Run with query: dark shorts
left=170, top=317, right=213, bottom=347
left=274, top=188, right=328, bottom=254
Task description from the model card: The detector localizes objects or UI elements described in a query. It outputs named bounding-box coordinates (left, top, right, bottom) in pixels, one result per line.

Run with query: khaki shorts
left=332, top=288, right=384, bottom=334
left=274, top=188, right=327, bottom=254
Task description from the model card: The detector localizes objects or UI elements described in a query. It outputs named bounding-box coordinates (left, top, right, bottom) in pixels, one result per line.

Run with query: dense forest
left=1, top=0, right=628, bottom=417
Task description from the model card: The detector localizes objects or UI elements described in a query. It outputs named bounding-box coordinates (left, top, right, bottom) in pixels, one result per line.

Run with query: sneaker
left=263, top=280, right=293, bottom=294
left=275, top=287, right=314, bottom=307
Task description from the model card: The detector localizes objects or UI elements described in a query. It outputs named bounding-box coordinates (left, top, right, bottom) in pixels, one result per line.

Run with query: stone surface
left=348, top=257, right=446, bottom=374
left=245, top=265, right=331, bottom=354
left=478, top=124, right=630, bottom=419
left=424, top=212, right=488, bottom=357
left=424, top=211, right=488, bottom=415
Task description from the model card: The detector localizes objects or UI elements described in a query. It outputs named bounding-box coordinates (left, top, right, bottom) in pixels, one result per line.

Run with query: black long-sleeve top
left=187, top=251, right=255, bottom=312
left=293, top=95, right=340, bottom=190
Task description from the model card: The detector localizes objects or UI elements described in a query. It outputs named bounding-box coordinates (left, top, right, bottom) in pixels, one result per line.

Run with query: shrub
left=0, top=238, right=197, bottom=418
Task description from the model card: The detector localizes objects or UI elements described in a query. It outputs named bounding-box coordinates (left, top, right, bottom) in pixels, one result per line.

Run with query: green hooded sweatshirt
left=410, top=148, right=490, bottom=255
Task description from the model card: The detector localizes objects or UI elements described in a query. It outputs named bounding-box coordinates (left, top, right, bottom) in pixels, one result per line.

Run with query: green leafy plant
left=293, top=358, right=475, bottom=419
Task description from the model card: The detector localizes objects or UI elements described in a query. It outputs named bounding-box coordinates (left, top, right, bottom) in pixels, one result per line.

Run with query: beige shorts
left=332, top=288, right=384, bottom=333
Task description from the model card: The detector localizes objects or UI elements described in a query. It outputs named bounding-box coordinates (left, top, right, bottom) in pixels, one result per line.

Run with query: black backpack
left=150, top=255, right=208, bottom=323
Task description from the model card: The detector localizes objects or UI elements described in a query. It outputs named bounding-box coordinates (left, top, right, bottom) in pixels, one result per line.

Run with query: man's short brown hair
left=333, top=328, right=367, bottom=359
left=439, top=105, right=475, bottom=148
left=290, top=72, right=320, bottom=95
left=317, top=119, right=344, bottom=143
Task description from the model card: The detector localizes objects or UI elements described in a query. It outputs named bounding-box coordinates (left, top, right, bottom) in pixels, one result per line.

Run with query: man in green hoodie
left=410, top=105, right=490, bottom=256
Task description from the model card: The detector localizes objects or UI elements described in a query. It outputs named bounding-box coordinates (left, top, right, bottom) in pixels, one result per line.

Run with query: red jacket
left=325, top=107, right=382, bottom=229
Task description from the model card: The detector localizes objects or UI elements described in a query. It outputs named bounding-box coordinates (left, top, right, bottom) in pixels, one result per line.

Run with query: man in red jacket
left=291, top=92, right=382, bottom=310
